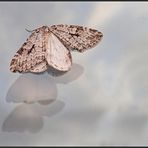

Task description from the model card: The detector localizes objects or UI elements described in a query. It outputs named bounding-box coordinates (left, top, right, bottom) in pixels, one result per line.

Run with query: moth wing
left=10, top=27, right=48, bottom=73
left=46, top=32, right=72, bottom=71
left=30, top=61, right=48, bottom=73
left=50, top=24, right=103, bottom=52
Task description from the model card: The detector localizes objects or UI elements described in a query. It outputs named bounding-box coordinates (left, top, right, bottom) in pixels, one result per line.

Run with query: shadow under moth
left=10, top=24, right=103, bottom=73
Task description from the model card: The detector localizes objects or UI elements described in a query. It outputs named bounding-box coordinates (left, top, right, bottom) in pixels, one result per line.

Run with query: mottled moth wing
left=50, top=24, right=103, bottom=52
left=46, top=32, right=72, bottom=71
left=10, top=26, right=49, bottom=73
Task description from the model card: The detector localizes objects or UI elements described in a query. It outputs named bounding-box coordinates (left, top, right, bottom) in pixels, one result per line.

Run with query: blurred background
left=1, top=2, right=148, bottom=146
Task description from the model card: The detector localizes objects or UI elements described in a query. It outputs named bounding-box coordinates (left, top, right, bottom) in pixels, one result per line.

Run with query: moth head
left=36, top=26, right=49, bottom=33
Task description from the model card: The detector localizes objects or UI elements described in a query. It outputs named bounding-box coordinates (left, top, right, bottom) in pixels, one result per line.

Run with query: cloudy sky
left=1, top=2, right=148, bottom=146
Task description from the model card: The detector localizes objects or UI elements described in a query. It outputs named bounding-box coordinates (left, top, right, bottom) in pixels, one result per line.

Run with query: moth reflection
left=3, top=64, right=84, bottom=133
left=2, top=100, right=65, bottom=133
left=6, top=63, right=84, bottom=103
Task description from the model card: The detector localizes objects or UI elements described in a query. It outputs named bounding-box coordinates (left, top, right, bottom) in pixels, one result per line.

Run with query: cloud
left=86, top=2, right=124, bottom=27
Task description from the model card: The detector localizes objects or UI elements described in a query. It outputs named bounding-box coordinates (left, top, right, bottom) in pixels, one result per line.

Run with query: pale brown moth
left=10, top=24, right=103, bottom=73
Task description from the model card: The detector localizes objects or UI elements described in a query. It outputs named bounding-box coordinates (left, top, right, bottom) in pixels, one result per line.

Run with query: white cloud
left=86, top=2, right=124, bottom=27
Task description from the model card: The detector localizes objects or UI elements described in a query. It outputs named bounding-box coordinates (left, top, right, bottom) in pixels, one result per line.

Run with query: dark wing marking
left=49, top=24, right=103, bottom=52
left=10, top=26, right=49, bottom=73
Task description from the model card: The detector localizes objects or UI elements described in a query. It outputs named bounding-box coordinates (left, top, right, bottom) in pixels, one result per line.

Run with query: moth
left=10, top=24, right=103, bottom=73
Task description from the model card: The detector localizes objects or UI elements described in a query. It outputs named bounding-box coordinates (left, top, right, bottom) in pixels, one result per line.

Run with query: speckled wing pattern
left=10, top=26, right=49, bottom=73
left=50, top=24, right=103, bottom=52
left=10, top=25, right=103, bottom=73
